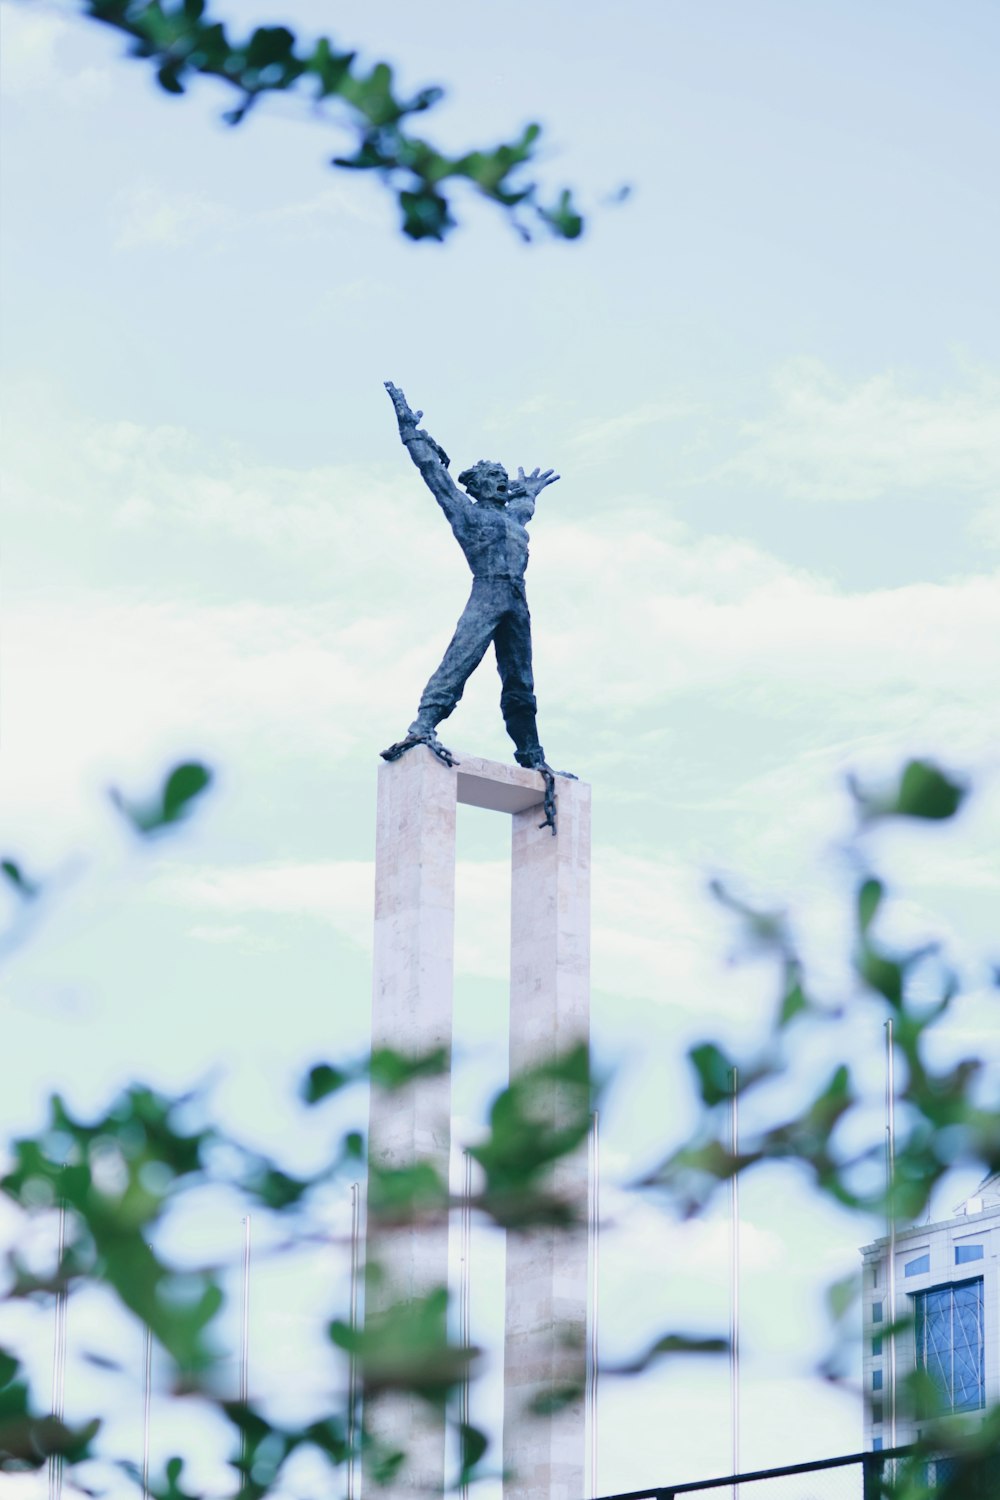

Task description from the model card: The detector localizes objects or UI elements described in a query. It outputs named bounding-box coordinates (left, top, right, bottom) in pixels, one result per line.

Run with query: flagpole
left=730, top=1068, right=740, bottom=1499
left=348, top=1184, right=361, bottom=1500
left=885, top=1020, right=897, bottom=1449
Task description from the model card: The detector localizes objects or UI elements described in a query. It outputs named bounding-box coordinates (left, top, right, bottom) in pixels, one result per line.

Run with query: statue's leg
left=493, top=592, right=546, bottom=769
left=409, top=584, right=499, bottom=734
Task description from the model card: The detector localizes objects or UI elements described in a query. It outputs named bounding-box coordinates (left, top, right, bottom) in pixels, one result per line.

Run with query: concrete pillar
left=366, top=748, right=458, bottom=1494
left=504, top=776, right=591, bottom=1500
left=367, top=749, right=590, bottom=1499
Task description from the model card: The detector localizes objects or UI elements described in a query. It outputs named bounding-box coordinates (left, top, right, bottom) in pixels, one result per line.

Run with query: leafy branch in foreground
left=45, top=0, right=586, bottom=242
left=638, top=758, right=1000, bottom=1499
left=3, top=756, right=999, bottom=1498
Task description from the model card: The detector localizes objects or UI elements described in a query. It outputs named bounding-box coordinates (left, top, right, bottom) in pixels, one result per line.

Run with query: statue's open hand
left=384, top=381, right=423, bottom=429
left=516, top=466, right=560, bottom=498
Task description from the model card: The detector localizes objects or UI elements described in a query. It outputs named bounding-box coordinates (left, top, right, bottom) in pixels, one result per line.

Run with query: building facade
left=860, top=1175, right=1000, bottom=1452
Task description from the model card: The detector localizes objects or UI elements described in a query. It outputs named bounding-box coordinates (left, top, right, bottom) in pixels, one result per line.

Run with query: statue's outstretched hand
left=384, top=380, right=423, bottom=430
left=515, top=466, right=560, bottom=499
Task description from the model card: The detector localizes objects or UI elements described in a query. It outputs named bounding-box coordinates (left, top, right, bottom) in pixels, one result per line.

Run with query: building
left=860, top=1174, right=1000, bottom=1452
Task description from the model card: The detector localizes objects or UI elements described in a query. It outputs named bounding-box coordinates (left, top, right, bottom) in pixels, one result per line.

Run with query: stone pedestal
left=504, top=777, right=590, bottom=1500
left=366, top=748, right=457, bottom=1491
left=367, top=749, right=590, bottom=1499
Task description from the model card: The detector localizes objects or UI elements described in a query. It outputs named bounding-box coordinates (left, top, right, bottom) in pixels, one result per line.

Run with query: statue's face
left=461, top=462, right=509, bottom=505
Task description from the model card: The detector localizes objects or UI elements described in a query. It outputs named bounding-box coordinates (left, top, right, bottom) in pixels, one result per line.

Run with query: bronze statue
left=381, top=382, right=567, bottom=826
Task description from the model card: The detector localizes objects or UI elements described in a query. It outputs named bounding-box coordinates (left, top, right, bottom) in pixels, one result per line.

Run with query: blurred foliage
left=1, top=756, right=999, bottom=1495
left=41, top=0, right=587, bottom=242
left=110, top=760, right=213, bottom=835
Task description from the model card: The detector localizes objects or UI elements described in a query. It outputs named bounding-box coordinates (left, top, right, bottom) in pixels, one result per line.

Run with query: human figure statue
left=381, top=381, right=566, bottom=819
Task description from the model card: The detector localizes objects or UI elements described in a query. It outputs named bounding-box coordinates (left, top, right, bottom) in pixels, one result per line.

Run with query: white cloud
left=114, top=182, right=232, bottom=250
left=111, top=178, right=383, bottom=256
left=726, top=358, right=1000, bottom=502
left=259, top=182, right=384, bottom=232
left=0, top=4, right=111, bottom=105
left=150, top=848, right=764, bottom=1023
left=570, top=399, right=703, bottom=458
left=969, top=494, right=1000, bottom=551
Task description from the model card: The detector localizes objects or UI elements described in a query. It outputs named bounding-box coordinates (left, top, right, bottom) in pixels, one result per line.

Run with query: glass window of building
left=873, top=1438, right=883, bottom=1452
left=872, top=1335, right=883, bottom=1355
left=872, top=1369, right=883, bottom=1391
left=872, top=1300, right=883, bottom=1323
left=955, top=1243, right=984, bottom=1264
left=905, top=1253, right=930, bottom=1277
left=872, top=1400, right=883, bottom=1425
left=913, top=1277, right=985, bottom=1413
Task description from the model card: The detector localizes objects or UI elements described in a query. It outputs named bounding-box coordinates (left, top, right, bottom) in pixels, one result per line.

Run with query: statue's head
left=458, top=460, right=510, bottom=505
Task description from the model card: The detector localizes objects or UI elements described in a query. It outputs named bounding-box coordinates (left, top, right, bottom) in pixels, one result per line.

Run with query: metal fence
left=592, top=1445, right=998, bottom=1500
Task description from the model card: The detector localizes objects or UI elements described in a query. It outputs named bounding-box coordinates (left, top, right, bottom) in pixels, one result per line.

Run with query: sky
left=2, top=0, right=1000, bottom=1493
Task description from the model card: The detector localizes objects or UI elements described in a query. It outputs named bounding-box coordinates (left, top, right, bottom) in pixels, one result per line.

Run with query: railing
left=591, top=1444, right=978, bottom=1499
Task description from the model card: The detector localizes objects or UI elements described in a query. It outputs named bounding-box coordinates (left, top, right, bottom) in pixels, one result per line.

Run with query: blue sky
left=2, top=0, right=999, bottom=1493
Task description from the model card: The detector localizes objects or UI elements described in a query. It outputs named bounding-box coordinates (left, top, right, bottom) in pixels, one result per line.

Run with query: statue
left=381, top=381, right=569, bottom=829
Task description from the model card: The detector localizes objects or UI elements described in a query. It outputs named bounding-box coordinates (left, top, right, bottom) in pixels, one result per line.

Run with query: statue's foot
left=514, top=750, right=578, bottom=781
left=380, top=730, right=459, bottom=768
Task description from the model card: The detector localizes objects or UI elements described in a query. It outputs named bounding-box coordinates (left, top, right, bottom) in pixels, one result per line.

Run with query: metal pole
left=885, top=1020, right=897, bottom=1449
left=587, top=1110, right=601, bottom=1499
left=730, top=1068, right=740, bottom=1500
left=238, top=1213, right=251, bottom=1483
left=348, top=1183, right=361, bottom=1500
left=240, top=1215, right=251, bottom=1405
left=459, top=1150, right=473, bottom=1500
left=141, top=1322, right=152, bottom=1500
left=48, top=1201, right=67, bottom=1500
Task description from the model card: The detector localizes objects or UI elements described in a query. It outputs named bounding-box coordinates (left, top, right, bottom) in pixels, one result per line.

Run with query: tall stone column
left=366, top=750, right=590, bottom=1499
left=366, top=748, right=458, bottom=1494
left=504, top=776, right=591, bottom=1500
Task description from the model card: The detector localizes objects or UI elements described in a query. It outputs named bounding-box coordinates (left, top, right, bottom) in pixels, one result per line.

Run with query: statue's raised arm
left=384, top=381, right=466, bottom=527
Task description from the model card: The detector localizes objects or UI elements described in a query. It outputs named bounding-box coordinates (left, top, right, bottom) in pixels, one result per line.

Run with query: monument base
left=367, top=748, right=591, bottom=1500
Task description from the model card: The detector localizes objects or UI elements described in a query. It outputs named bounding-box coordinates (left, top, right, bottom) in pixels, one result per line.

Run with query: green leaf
left=156, top=63, right=185, bottom=95
left=778, top=976, right=810, bottom=1027
left=893, top=760, right=967, bottom=820
left=459, top=1421, right=488, bottom=1469
left=527, top=1382, right=583, bottom=1415
left=301, top=1063, right=350, bottom=1105
left=858, top=947, right=903, bottom=1006
left=301, top=1414, right=348, bottom=1462
left=399, top=188, right=453, bottom=242
left=368, top=1046, right=449, bottom=1090
left=242, top=1162, right=311, bottom=1210
left=153, top=1455, right=201, bottom=1500
left=612, top=1329, right=729, bottom=1375
left=369, top=1446, right=406, bottom=1487
left=245, top=25, right=295, bottom=69
left=111, top=760, right=213, bottom=835
left=329, top=1285, right=475, bottom=1403
left=470, top=1044, right=594, bottom=1217
left=857, top=877, right=884, bottom=934
left=367, top=1160, right=447, bottom=1220
left=1, top=859, right=40, bottom=900
left=850, top=759, right=968, bottom=824
left=306, top=38, right=356, bottom=99
left=826, top=1270, right=860, bottom=1321
left=537, top=188, right=584, bottom=239
left=161, top=762, right=213, bottom=823
left=0, top=1348, right=20, bottom=1389
left=688, top=1042, right=736, bottom=1107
